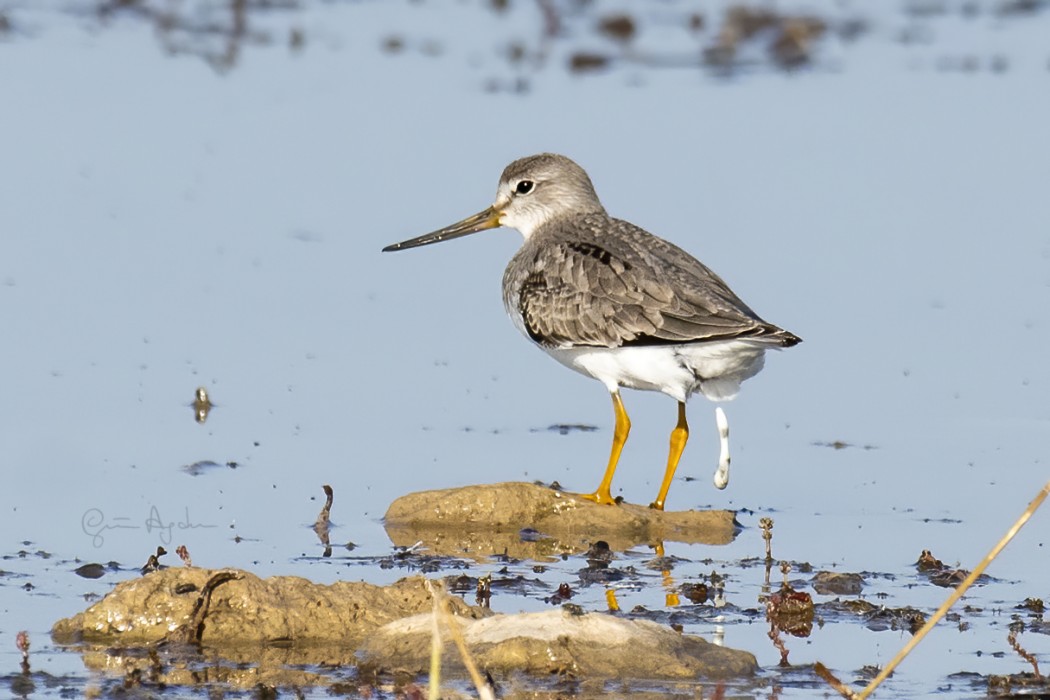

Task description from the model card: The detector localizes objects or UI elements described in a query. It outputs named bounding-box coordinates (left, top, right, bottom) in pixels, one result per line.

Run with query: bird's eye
left=515, top=180, right=535, bottom=195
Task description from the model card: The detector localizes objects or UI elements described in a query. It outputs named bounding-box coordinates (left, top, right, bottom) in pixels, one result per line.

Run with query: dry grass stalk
left=814, top=662, right=855, bottom=698
left=1007, top=626, right=1041, bottom=679
left=425, top=579, right=495, bottom=700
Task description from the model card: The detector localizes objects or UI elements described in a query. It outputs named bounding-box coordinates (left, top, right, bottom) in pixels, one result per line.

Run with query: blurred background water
left=1, top=1, right=1049, bottom=696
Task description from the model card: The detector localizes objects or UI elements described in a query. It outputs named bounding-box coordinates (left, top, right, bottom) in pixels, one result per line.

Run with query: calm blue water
left=2, top=2, right=1048, bottom=696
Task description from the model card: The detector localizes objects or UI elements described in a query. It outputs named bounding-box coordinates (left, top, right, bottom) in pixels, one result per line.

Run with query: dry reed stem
left=428, top=594, right=441, bottom=700
left=815, top=662, right=857, bottom=698
left=425, top=579, right=495, bottom=700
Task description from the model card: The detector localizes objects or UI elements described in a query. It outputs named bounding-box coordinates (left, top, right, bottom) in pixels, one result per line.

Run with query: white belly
left=541, top=341, right=768, bottom=403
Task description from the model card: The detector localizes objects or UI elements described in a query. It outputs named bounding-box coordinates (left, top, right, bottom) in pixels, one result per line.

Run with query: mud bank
left=51, top=566, right=755, bottom=689
left=384, top=481, right=739, bottom=558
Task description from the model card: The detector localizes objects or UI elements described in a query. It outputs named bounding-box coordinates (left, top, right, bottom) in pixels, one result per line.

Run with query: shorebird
left=383, top=153, right=799, bottom=510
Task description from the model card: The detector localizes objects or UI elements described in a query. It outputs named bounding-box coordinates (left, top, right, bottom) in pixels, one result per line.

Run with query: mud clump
left=361, top=608, right=757, bottom=679
left=811, top=571, right=864, bottom=595
left=51, top=566, right=757, bottom=690
left=384, top=481, right=739, bottom=558
left=51, top=567, right=479, bottom=646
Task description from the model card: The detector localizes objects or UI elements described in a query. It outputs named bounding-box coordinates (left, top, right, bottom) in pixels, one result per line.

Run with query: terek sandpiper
left=383, top=153, right=799, bottom=510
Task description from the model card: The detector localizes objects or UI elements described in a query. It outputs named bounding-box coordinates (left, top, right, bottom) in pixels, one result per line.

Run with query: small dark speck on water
left=597, top=14, right=636, bottom=43
left=812, top=440, right=879, bottom=450
left=569, top=52, right=610, bottom=72
left=535, top=423, right=599, bottom=435
left=519, top=527, right=544, bottom=541
left=74, top=563, right=106, bottom=579
left=182, top=460, right=239, bottom=476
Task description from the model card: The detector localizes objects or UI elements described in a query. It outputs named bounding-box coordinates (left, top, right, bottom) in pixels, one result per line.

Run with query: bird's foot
left=581, top=491, right=618, bottom=506
left=648, top=500, right=666, bottom=511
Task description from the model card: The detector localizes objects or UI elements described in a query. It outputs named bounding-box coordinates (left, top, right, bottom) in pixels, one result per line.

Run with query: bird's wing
left=510, top=229, right=793, bottom=349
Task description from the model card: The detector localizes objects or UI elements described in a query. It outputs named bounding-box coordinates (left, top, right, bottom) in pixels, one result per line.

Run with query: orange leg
left=653, top=542, right=680, bottom=607
left=583, top=391, right=630, bottom=506
left=650, top=401, right=688, bottom=511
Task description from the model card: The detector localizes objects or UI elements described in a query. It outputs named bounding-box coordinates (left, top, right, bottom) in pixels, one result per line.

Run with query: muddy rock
left=384, top=482, right=739, bottom=557
left=362, top=608, right=757, bottom=679
left=811, top=571, right=865, bottom=595
left=51, top=567, right=480, bottom=646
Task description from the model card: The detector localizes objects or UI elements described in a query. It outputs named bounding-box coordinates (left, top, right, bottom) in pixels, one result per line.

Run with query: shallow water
left=2, top=1, right=1049, bottom=697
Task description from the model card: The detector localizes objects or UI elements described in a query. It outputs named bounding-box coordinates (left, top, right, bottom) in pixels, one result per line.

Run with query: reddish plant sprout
left=16, top=630, right=30, bottom=660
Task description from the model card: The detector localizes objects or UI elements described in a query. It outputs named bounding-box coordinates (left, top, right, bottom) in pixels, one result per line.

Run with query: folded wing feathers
left=512, top=218, right=800, bottom=349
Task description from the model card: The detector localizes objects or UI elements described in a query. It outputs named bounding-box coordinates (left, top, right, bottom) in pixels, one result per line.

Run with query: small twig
left=1008, top=625, right=1042, bottom=679
left=167, top=570, right=243, bottom=644
left=425, top=580, right=495, bottom=700
left=767, top=622, right=789, bottom=666
left=314, top=484, right=334, bottom=556
left=314, top=484, right=334, bottom=532
left=16, top=630, right=30, bottom=675
left=759, top=517, right=774, bottom=562
left=141, top=546, right=167, bottom=574
left=815, top=662, right=858, bottom=699
left=475, top=574, right=492, bottom=608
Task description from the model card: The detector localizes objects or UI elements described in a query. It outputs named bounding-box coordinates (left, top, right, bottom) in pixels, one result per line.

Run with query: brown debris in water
left=313, top=484, right=334, bottom=557
left=811, top=571, right=864, bottom=596
left=16, top=631, right=30, bottom=675
left=192, top=386, right=211, bottom=424
left=766, top=562, right=815, bottom=666
left=768, top=585, right=815, bottom=639
left=916, top=548, right=983, bottom=588
left=759, top=516, right=774, bottom=561
left=988, top=671, right=1050, bottom=696
left=597, top=14, right=636, bottom=43
left=681, top=581, right=710, bottom=604
left=1007, top=623, right=1042, bottom=679
left=1016, top=597, right=1045, bottom=613
left=704, top=5, right=829, bottom=71
left=819, top=598, right=928, bottom=634
left=140, top=546, right=166, bottom=574
left=474, top=573, right=492, bottom=608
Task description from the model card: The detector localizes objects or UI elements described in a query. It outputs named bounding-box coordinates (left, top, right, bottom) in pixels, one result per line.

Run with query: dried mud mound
left=384, top=481, right=739, bottom=557
left=51, top=567, right=757, bottom=687
left=363, top=608, right=757, bottom=679
left=51, top=567, right=478, bottom=646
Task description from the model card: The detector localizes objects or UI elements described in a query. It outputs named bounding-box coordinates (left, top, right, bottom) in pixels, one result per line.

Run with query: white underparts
left=544, top=340, right=768, bottom=403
